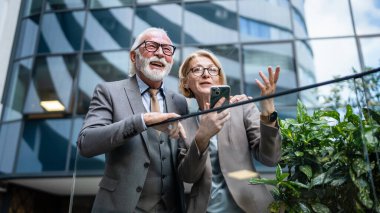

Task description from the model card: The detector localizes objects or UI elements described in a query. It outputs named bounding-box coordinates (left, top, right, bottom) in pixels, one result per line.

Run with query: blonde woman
left=178, top=49, right=281, bottom=213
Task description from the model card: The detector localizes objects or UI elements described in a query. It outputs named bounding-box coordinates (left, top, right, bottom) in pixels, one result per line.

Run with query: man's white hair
left=129, top=27, right=170, bottom=77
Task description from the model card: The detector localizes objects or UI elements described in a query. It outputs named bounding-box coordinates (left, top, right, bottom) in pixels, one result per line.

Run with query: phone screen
left=210, top=85, right=230, bottom=109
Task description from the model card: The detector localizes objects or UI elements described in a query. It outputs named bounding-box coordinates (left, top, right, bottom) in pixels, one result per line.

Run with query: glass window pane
left=69, top=118, right=105, bottom=171
left=351, top=0, right=380, bottom=35
left=243, top=42, right=297, bottom=107
left=2, top=59, right=32, bottom=122
left=291, top=0, right=308, bottom=38
left=23, top=0, right=42, bottom=16
left=77, top=51, right=129, bottom=114
left=295, top=0, right=354, bottom=38
left=309, top=38, right=360, bottom=97
left=15, top=16, right=39, bottom=58
left=239, top=0, right=292, bottom=42
left=184, top=1, right=238, bottom=45
left=46, top=0, right=86, bottom=11
left=296, top=40, right=318, bottom=106
left=24, top=54, right=78, bottom=114
left=183, top=45, right=241, bottom=96
left=38, top=11, right=85, bottom=53
left=360, top=36, right=380, bottom=69
left=137, top=0, right=179, bottom=4
left=84, top=8, right=133, bottom=51
left=0, top=121, right=22, bottom=173
left=134, top=4, right=182, bottom=45
left=90, top=0, right=133, bottom=8
left=16, top=119, right=71, bottom=173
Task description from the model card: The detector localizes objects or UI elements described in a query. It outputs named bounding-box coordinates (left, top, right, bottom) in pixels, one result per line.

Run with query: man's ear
left=130, top=51, right=136, bottom=63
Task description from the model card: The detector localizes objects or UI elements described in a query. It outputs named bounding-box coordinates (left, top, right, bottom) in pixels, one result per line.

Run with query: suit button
left=162, top=157, right=166, bottom=161
left=144, top=162, right=149, bottom=168
left=136, top=186, right=142, bottom=192
left=160, top=140, right=164, bottom=144
left=162, top=175, right=166, bottom=179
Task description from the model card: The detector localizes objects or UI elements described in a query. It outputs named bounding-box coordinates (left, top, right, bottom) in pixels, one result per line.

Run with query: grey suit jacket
left=77, top=76, right=188, bottom=213
left=178, top=102, right=281, bottom=213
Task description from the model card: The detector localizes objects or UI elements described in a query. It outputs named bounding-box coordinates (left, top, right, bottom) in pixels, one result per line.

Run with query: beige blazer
left=78, top=76, right=188, bottom=212
left=178, top=102, right=282, bottom=213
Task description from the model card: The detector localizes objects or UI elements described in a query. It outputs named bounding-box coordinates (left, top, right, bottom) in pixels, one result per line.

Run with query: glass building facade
left=0, top=0, right=379, bottom=212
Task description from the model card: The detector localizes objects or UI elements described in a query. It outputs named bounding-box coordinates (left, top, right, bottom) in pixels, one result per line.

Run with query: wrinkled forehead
left=141, top=30, right=172, bottom=45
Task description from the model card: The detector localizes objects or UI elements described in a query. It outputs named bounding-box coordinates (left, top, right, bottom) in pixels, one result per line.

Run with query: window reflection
left=0, top=122, right=22, bottom=173
left=15, top=16, right=39, bottom=58
left=23, top=0, right=42, bottom=16
left=90, top=0, right=134, bottom=8
left=84, top=8, right=133, bottom=51
left=134, top=4, right=182, bottom=45
left=16, top=119, right=71, bottom=172
left=239, top=0, right=292, bottom=41
left=360, top=37, right=380, bottom=69
left=69, top=118, right=105, bottom=171
left=77, top=51, right=129, bottom=114
left=309, top=38, right=360, bottom=98
left=183, top=45, right=241, bottom=96
left=243, top=43, right=297, bottom=106
left=184, top=1, right=238, bottom=44
left=45, top=0, right=86, bottom=11
left=137, top=0, right=179, bottom=4
left=351, top=0, right=380, bottom=35
left=301, top=0, right=353, bottom=38
left=296, top=41, right=317, bottom=106
left=3, top=59, right=32, bottom=121
left=38, top=11, right=85, bottom=53
left=24, top=55, right=78, bottom=114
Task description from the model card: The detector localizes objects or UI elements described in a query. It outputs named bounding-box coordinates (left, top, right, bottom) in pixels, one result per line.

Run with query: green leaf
left=275, top=164, right=283, bottom=180
left=299, top=165, right=312, bottom=179
left=311, top=203, right=331, bottom=213
left=249, top=178, right=278, bottom=186
left=295, top=151, right=304, bottom=157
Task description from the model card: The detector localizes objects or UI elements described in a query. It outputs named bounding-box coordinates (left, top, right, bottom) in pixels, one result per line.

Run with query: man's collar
left=136, top=74, right=165, bottom=96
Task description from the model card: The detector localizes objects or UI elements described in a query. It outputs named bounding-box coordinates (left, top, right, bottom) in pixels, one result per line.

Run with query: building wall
left=0, top=0, right=22, bottom=117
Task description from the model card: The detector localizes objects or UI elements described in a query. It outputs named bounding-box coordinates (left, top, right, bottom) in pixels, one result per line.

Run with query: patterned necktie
left=148, top=88, right=160, bottom=113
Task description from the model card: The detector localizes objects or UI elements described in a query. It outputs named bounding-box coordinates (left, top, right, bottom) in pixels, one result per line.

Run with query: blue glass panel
left=16, top=119, right=71, bottom=172
left=90, top=0, right=133, bottom=8
left=239, top=0, right=292, bottom=41
left=46, top=0, right=86, bottom=11
left=23, top=0, right=42, bottom=16
left=23, top=54, right=78, bottom=114
left=38, top=11, right=85, bottom=53
left=243, top=42, right=297, bottom=106
left=0, top=121, right=22, bottom=174
left=69, top=118, right=105, bottom=171
left=351, top=0, right=380, bottom=35
left=2, top=59, right=32, bottom=122
left=360, top=37, right=380, bottom=69
left=84, top=8, right=133, bottom=51
left=184, top=1, right=238, bottom=44
left=15, top=16, right=39, bottom=58
left=77, top=51, right=129, bottom=114
left=134, top=4, right=182, bottom=45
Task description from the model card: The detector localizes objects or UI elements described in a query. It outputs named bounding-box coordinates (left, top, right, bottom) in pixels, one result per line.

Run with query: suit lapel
left=124, top=76, right=150, bottom=155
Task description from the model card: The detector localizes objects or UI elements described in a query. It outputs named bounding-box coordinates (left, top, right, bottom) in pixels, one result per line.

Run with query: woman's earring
left=184, top=84, right=188, bottom=89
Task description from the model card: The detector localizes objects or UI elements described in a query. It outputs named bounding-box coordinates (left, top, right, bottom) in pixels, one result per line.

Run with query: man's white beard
left=137, top=52, right=172, bottom=81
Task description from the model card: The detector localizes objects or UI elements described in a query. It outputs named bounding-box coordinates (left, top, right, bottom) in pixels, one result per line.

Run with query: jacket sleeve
left=77, top=83, right=145, bottom=158
left=244, top=103, right=282, bottom=166
left=177, top=120, right=208, bottom=183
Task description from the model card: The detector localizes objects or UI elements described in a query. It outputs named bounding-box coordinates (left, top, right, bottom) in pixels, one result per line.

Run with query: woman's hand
left=255, top=66, right=280, bottom=115
left=230, top=94, right=252, bottom=103
left=195, top=97, right=230, bottom=152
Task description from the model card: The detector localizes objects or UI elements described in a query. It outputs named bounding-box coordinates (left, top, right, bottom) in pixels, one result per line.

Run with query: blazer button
left=160, top=140, right=164, bottom=144
left=136, top=186, right=142, bottom=192
left=144, top=162, right=149, bottom=168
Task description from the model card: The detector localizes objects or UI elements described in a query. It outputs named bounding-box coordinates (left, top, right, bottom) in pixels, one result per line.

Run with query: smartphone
left=210, top=85, right=230, bottom=110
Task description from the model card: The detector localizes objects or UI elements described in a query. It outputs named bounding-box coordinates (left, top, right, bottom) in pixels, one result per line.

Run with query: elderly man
left=77, top=27, right=188, bottom=213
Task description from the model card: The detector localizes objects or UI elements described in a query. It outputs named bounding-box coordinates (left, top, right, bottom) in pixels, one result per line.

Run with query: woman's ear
left=184, top=84, right=189, bottom=89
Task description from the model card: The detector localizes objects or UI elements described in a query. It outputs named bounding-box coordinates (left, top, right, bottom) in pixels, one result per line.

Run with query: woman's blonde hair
left=178, top=49, right=227, bottom=98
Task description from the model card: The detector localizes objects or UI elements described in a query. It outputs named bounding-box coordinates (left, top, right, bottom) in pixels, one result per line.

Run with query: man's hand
left=144, top=112, right=186, bottom=139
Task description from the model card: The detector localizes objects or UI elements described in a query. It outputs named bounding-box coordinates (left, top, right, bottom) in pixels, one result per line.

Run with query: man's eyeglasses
left=189, top=66, right=220, bottom=77
left=134, top=40, right=176, bottom=56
